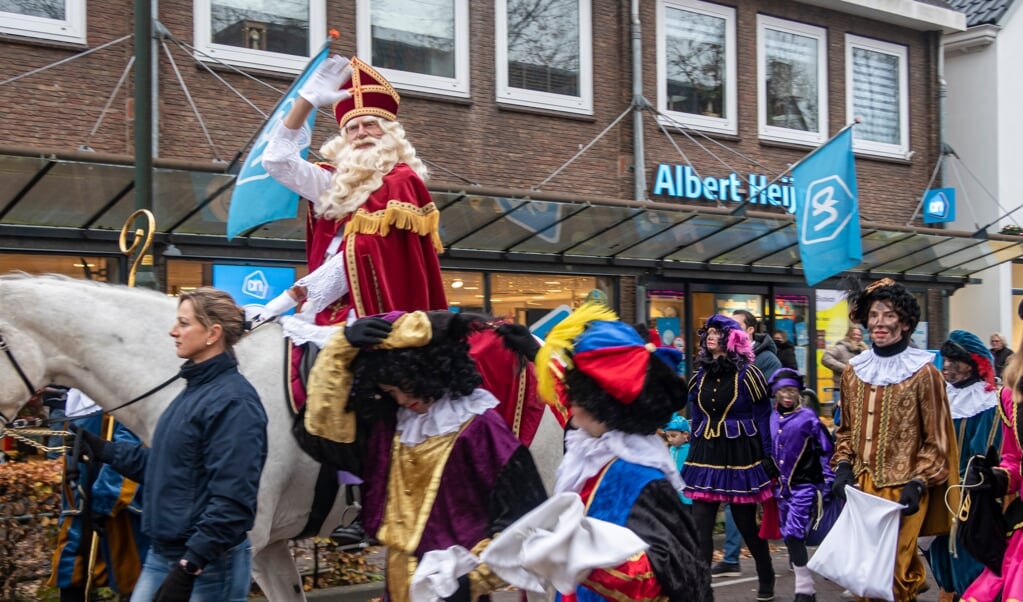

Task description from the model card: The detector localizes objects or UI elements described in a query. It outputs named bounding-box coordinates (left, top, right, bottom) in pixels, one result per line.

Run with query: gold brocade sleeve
left=467, top=538, right=506, bottom=601
left=913, top=364, right=953, bottom=486
left=831, top=365, right=857, bottom=468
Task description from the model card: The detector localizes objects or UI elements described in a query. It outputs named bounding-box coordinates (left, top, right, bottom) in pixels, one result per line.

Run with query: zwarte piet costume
left=926, top=330, right=1001, bottom=597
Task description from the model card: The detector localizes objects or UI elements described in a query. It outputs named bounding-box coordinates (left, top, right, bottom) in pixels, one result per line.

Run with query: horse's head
left=0, top=318, right=49, bottom=425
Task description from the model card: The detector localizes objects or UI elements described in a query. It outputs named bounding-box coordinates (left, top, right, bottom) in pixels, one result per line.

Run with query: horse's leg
left=252, top=539, right=306, bottom=602
left=528, top=407, right=565, bottom=494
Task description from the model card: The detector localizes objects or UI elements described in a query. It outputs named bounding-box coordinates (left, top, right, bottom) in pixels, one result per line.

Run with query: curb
left=251, top=581, right=385, bottom=602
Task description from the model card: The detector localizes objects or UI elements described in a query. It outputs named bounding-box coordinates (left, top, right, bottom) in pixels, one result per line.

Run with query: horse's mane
left=0, top=272, right=172, bottom=300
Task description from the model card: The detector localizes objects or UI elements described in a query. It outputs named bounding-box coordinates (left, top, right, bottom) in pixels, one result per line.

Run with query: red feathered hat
left=333, top=57, right=401, bottom=128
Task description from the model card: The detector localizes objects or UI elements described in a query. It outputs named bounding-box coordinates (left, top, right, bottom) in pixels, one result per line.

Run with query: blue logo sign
left=212, top=264, right=296, bottom=314
left=800, top=174, right=857, bottom=245
left=923, top=188, right=955, bottom=224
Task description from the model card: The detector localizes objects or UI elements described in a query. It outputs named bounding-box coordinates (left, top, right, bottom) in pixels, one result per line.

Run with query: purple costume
left=682, top=361, right=774, bottom=503
left=360, top=407, right=547, bottom=601
left=770, top=406, right=835, bottom=539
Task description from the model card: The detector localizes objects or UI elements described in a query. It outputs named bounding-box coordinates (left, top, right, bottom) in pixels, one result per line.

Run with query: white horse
left=0, top=274, right=565, bottom=601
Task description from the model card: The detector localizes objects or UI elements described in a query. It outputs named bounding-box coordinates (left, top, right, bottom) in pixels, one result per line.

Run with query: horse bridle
left=0, top=330, right=183, bottom=430
left=0, top=331, right=45, bottom=426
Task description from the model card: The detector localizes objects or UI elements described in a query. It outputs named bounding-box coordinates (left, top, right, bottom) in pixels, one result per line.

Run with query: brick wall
left=0, top=0, right=943, bottom=227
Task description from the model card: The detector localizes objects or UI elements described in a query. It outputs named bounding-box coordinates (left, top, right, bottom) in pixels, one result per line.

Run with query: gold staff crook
left=83, top=209, right=157, bottom=597
left=118, top=209, right=156, bottom=288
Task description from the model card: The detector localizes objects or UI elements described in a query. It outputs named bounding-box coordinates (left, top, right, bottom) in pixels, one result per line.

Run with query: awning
left=1, top=148, right=1019, bottom=286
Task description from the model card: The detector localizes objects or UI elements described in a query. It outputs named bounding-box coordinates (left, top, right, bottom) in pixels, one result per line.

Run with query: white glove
left=258, top=290, right=299, bottom=321
left=410, top=545, right=480, bottom=602
left=298, top=55, right=353, bottom=108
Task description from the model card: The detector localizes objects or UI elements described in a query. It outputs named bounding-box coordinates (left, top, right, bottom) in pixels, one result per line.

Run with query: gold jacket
left=833, top=361, right=954, bottom=488
left=833, top=358, right=959, bottom=536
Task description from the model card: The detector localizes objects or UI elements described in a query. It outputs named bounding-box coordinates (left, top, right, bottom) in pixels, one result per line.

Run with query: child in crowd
left=664, top=412, right=693, bottom=514
left=768, top=368, right=837, bottom=602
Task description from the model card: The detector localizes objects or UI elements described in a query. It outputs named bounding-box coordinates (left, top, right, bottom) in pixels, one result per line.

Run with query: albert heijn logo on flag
left=792, top=127, right=863, bottom=286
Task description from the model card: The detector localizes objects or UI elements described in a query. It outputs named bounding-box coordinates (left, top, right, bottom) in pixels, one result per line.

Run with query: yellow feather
left=535, top=301, right=619, bottom=404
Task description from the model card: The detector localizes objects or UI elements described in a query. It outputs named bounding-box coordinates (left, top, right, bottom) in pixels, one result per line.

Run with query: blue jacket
left=105, top=352, right=268, bottom=568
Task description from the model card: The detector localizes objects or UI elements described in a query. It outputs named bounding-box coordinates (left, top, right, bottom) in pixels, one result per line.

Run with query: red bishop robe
left=305, top=163, right=448, bottom=325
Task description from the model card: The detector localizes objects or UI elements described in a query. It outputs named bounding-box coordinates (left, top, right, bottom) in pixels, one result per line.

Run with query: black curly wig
left=848, top=279, right=920, bottom=332
left=347, top=312, right=484, bottom=421
left=565, top=358, right=686, bottom=435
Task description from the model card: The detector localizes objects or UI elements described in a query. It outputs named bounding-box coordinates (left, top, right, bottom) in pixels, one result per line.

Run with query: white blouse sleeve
left=262, top=122, right=332, bottom=209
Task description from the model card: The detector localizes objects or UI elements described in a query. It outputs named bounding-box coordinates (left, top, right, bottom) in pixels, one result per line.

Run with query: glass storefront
left=0, top=252, right=117, bottom=281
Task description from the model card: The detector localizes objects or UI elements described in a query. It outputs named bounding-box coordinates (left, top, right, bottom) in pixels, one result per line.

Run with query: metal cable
left=0, top=34, right=133, bottom=87
left=162, top=40, right=222, bottom=161
left=647, top=106, right=781, bottom=176
left=905, top=152, right=945, bottom=226
left=422, top=158, right=479, bottom=186
left=534, top=105, right=633, bottom=190
left=83, top=56, right=135, bottom=148
left=651, top=115, right=724, bottom=208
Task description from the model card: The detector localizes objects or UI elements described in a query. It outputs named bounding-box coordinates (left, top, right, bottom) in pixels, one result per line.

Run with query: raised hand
left=298, top=55, right=353, bottom=108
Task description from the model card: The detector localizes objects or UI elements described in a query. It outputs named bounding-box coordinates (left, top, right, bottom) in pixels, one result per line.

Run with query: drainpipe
left=631, top=0, right=646, bottom=201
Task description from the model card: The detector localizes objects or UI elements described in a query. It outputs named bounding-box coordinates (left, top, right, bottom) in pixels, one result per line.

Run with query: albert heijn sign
left=651, top=163, right=797, bottom=214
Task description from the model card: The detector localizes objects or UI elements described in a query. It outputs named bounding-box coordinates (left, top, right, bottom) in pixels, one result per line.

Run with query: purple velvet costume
left=358, top=408, right=547, bottom=600
left=682, top=361, right=774, bottom=503
left=769, top=406, right=835, bottom=539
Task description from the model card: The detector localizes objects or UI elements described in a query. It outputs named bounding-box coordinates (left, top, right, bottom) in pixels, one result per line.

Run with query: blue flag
left=226, top=45, right=331, bottom=240
left=792, top=127, right=862, bottom=286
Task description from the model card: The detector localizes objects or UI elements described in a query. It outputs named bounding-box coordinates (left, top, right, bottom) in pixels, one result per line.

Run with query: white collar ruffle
left=849, top=346, right=935, bottom=386
left=554, top=428, right=683, bottom=495
left=946, top=380, right=998, bottom=420
left=395, top=388, right=499, bottom=446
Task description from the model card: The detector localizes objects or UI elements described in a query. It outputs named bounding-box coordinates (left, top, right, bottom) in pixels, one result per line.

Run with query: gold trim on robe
left=378, top=424, right=468, bottom=602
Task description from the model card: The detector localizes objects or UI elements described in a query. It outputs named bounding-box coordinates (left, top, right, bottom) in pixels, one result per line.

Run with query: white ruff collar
left=395, top=388, right=499, bottom=446
left=946, top=381, right=998, bottom=420
left=554, top=428, right=683, bottom=495
left=849, top=346, right=935, bottom=386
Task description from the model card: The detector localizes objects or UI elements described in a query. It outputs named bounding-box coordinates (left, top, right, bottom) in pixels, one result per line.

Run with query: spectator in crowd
left=772, top=330, right=799, bottom=370
left=664, top=412, right=693, bottom=515
left=990, top=332, right=1014, bottom=380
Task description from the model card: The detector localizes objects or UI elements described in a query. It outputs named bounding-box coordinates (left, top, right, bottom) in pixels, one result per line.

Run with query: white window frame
left=757, top=15, right=828, bottom=146
left=356, top=0, right=470, bottom=98
left=193, top=0, right=326, bottom=75
left=845, top=34, right=910, bottom=159
left=495, top=0, right=592, bottom=115
left=656, top=0, right=737, bottom=135
left=0, top=0, right=86, bottom=45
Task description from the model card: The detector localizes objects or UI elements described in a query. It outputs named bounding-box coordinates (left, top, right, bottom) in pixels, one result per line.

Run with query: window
left=0, top=0, right=85, bottom=44
left=193, top=0, right=326, bottom=74
left=656, top=0, right=736, bottom=135
left=357, top=0, right=469, bottom=98
left=757, top=16, right=828, bottom=145
left=846, top=34, right=909, bottom=159
left=495, top=0, right=593, bottom=114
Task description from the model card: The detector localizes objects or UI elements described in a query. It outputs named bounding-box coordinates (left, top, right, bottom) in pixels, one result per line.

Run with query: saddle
left=285, top=326, right=548, bottom=466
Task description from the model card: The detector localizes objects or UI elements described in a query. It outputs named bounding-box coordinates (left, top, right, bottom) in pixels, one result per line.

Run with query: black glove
left=68, top=424, right=109, bottom=464
left=898, top=479, right=926, bottom=515
left=343, top=317, right=393, bottom=347
left=964, top=447, right=1008, bottom=497
left=495, top=322, right=540, bottom=362
left=153, top=563, right=198, bottom=602
left=85, top=511, right=107, bottom=537
left=761, top=457, right=780, bottom=480
left=831, top=462, right=855, bottom=501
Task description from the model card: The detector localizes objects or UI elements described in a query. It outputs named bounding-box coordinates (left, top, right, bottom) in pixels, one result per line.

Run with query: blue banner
left=226, top=44, right=331, bottom=240
left=793, top=127, right=862, bottom=286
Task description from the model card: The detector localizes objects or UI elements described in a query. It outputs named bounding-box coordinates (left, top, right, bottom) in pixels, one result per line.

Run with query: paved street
left=265, top=545, right=943, bottom=602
